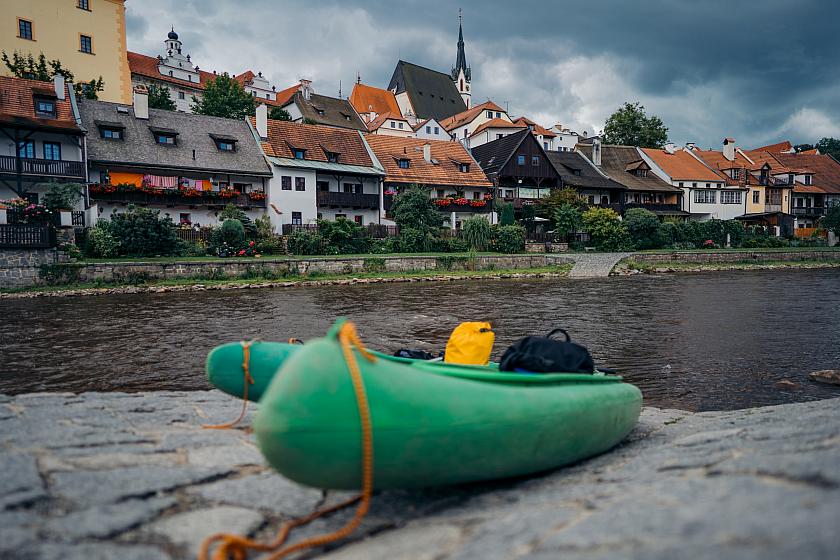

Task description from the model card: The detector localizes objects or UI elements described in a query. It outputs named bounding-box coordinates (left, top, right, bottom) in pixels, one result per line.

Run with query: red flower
left=453, top=197, right=469, bottom=206
left=249, top=241, right=255, bottom=246
left=238, top=249, right=246, bottom=256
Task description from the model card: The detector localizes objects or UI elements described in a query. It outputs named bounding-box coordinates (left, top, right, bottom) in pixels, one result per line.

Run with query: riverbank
left=2, top=390, right=837, bottom=559
left=616, top=258, right=840, bottom=274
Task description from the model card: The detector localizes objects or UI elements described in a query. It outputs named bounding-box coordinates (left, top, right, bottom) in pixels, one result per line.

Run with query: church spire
left=451, top=8, right=470, bottom=81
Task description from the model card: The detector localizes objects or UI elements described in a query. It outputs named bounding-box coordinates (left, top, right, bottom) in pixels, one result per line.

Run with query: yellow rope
left=199, top=322, right=377, bottom=560
left=203, top=340, right=258, bottom=430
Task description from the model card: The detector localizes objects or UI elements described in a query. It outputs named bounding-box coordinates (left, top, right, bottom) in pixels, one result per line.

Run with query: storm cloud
left=125, top=0, right=840, bottom=148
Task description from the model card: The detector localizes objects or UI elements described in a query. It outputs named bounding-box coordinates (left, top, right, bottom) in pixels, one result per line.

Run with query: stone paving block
left=148, top=506, right=263, bottom=557
left=24, top=542, right=171, bottom=560
left=319, top=522, right=464, bottom=560
left=51, top=465, right=233, bottom=506
left=44, top=496, right=176, bottom=540
left=187, top=443, right=264, bottom=468
left=189, top=472, right=321, bottom=515
left=0, top=453, right=46, bottom=509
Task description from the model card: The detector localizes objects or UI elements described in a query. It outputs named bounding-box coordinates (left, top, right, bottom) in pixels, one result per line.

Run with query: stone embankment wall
left=629, top=250, right=840, bottom=265
left=0, top=249, right=66, bottom=289
left=1, top=254, right=573, bottom=289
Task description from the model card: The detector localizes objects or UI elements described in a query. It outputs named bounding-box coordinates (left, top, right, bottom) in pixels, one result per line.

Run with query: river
left=2, top=268, right=839, bottom=411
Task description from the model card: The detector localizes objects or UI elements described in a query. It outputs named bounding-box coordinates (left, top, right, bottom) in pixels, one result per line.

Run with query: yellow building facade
left=1, top=0, right=130, bottom=103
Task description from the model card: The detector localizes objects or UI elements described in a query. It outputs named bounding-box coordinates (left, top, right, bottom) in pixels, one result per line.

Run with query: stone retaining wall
left=0, top=248, right=66, bottom=289
left=630, top=250, right=840, bottom=265
left=2, top=254, right=573, bottom=289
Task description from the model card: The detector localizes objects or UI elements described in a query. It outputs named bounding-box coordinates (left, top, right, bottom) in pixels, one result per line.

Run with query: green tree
left=499, top=203, right=515, bottom=226
left=821, top=203, right=840, bottom=241
left=43, top=183, right=83, bottom=212
left=75, top=77, right=104, bottom=100
left=815, top=138, right=840, bottom=160
left=220, top=219, right=246, bottom=247
left=2, top=51, right=72, bottom=81
left=219, top=203, right=255, bottom=238
left=492, top=224, right=526, bottom=254
left=623, top=207, right=663, bottom=249
left=794, top=143, right=815, bottom=153
left=316, top=217, right=368, bottom=254
left=390, top=185, right=443, bottom=232
left=107, top=206, right=184, bottom=257
left=269, top=106, right=292, bottom=121
left=521, top=203, right=536, bottom=234
left=536, top=187, right=586, bottom=219
left=191, top=73, right=255, bottom=119
left=553, top=204, right=582, bottom=241
left=461, top=216, right=492, bottom=251
left=148, top=83, right=176, bottom=111
left=603, top=102, right=669, bottom=148
left=581, top=207, right=631, bottom=251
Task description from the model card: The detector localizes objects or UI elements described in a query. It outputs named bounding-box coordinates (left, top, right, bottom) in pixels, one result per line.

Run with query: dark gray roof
left=388, top=61, right=466, bottom=121
left=78, top=99, right=271, bottom=176
left=470, top=129, right=531, bottom=175
left=578, top=144, right=681, bottom=193
left=285, top=92, right=367, bottom=131
left=546, top=150, right=626, bottom=191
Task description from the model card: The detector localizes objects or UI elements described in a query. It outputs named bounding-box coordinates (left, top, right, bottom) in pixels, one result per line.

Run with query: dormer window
left=34, top=96, right=56, bottom=118
left=732, top=168, right=740, bottom=180
left=293, top=148, right=306, bottom=159
left=458, top=163, right=470, bottom=173
left=390, top=121, right=396, bottom=128
left=486, top=110, right=493, bottom=118
left=326, top=151, right=340, bottom=163
left=634, top=169, right=647, bottom=177
left=398, top=158, right=410, bottom=169
left=210, top=134, right=237, bottom=152
left=805, top=175, right=812, bottom=185
left=788, top=173, right=795, bottom=185
left=150, top=126, right=178, bottom=145
left=96, top=120, right=124, bottom=140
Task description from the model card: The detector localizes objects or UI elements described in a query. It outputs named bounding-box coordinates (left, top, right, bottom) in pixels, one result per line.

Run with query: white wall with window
left=313, top=174, right=382, bottom=225
left=265, top=165, right=317, bottom=232
left=414, top=119, right=450, bottom=141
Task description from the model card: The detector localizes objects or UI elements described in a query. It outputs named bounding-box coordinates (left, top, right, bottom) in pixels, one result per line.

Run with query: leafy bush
left=493, top=224, right=526, bottom=253
left=287, top=230, right=325, bottom=255
left=581, top=207, right=631, bottom=251
left=553, top=204, right=582, bottom=241
left=390, top=186, right=443, bottom=233
left=107, top=206, right=184, bottom=257
left=254, top=214, right=283, bottom=254
left=317, top=218, right=369, bottom=254
left=624, top=208, right=663, bottom=249
left=499, top=203, right=515, bottom=226
left=397, top=227, right=435, bottom=253
left=83, top=224, right=119, bottom=258
left=220, top=219, right=246, bottom=246
left=443, top=236, right=470, bottom=253
left=43, top=183, right=82, bottom=212
left=461, top=216, right=492, bottom=251
left=219, top=204, right=256, bottom=238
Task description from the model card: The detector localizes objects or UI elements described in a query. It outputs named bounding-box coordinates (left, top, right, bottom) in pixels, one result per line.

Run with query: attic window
left=634, top=169, right=647, bottom=177
left=573, top=169, right=581, bottom=176
left=34, top=96, right=56, bottom=118
left=150, top=127, right=178, bottom=145
left=325, top=151, right=340, bottom=163
left=341, top=113, right=352, bottom=121
left=458, top=163, right=470, bottom=173
left=210, top=134, right=237, bottom=152
left=96, top=121, right=125, bottom=140
left=315, top=107, right=325, bottom=116
left=293, top=148, right=306, bottom=159
left=397, top=158, right=410, bottom=169
left=805, top=175, right=812, bottom=185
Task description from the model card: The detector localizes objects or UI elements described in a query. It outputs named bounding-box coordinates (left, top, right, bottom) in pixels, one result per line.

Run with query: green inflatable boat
left=254, top=320, right=642, bottom=490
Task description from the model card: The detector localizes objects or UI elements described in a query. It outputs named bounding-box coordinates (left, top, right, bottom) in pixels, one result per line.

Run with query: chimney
left=133, top=85, right=149, bottom=120
left=722, top=138, right=735, bottom=161
left=53, top=74, right=66, bottom=100
left=423, top=143, right=431, bottom=163
left=592, top=138, right=602, bottom=166
left=255, top=103, right=268, bottom=139
left=664, top=143, right=677, bottom=154
left=686, top=142, right=696, bottom=150
left=369, top=110, right=376, bottom=123
left=299, top=78, right=312, bottom=101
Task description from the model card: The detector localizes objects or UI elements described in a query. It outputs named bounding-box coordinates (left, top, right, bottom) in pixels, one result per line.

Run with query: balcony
left=89, top=189, right=266, bottom=208
left=433, top=198, right=493, bottom=213
left=598, top=202, right=683, bottom=214
left=316, top=190, right=379, bottom=209
left=792, top=206, right=826, bottom=216
left=0, top=154, right=85, bottom=179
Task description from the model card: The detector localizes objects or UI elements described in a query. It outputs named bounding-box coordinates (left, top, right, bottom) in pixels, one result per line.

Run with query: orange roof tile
left=799, top=148, right=819, bottom=155
left=742, top=150, right=792, bottom=174
left=470, top=118, right=526, bottom=137
left=349, top=83, right=401, bottom=117
left=127, top=51, right=216, bottom=90
left=366, top=111, right=409, bottom=132
left=253, top=118, right=373, bottom=167
left=512, top=117, right=556, bottom=138
left=751, top=140, right=793, bottom=153
left=642, top=148, right=725, bottom=182
left=0, top=75, right=80, bottom=132
left=366, top=136, right=492, bottom=188
left=775, top=152, right=840, bottom=194
left=439, top=100, right=505, bottom=131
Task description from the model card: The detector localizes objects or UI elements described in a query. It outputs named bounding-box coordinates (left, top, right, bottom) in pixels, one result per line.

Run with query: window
left=692, top=182, right=697, bottom=188
left=496, top=112, right=501, bottom=118
left=295, top=177, right=305, bottom=191
left=79, top=35, right=93, bottom=54
left=531, top=156, right=540, bottom=166
left=425, top=126, right=431, bottom=134
left=694, top=190, right=716, bottom=204
left=436, top=189, right=445, bottom=198
left=497, top=134, right=503, bottom=140
left=179, top=213, right=191, bottom=225
left=155, top=133, right=176, bottom=145
left=732, top=168, right=740, bottom=180
left=544, top=142, right=548, bottom=149
left=18, top=19, right=33, bottom=40
left=721, top=191, right=742, bottom=204
left=293, top=148, right=305, bottom=159
left=486, top=111, right=493, bottom=118
left=317, top=180, right=329, bottom=192
left=100, top=127, right=122, bottom=140
left=434, top=127, right=439, bottom=134
left=326, top=151, right=340, bottom=163
left=398, top=158, right=410, bottom=169
left=753, top=190, right=760, bottom=204
left=805, top=175, right=812, bottom=185
left=398, top=122, right=404, bottom=129
left=216, top=141, right=235, bottom=152
left=281, top=176, right=292, bottom=190
left=17, top=141, right=34, bottom=158
left=678, top=182, right=684, bottom=187
left=706, top=183, right=711, bottom=188
left=43, top=142, right=61, bottom=161
left=34, top=97, right=56, bottom=117
left=178, top=91, right=185, bottom=100
left=291, top=212, right=302, bottom=225
left=78, top=0, right=90, bottom=10
left=251, top=91, right=257, bottom=97
left=458, top=163, right=470, bottom=173
left=354, top=215, right=363, bottom=225
left=517, top=155, right=525, bottom=165
left=472, top=191, right=481, bottom=200
left=390, top=121, right=396, bottom=128
left=635, top=169, right=647, bottom=177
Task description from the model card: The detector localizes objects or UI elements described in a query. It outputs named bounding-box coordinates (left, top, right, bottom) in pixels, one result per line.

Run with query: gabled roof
left=691, top=149, right=752, bottom=185
left=387, top=60, right=467, bottom=121
left=578, top=144, right=681, bottom=193
left=127, top=51, right=216, bottom=90
left=79, top=99, right=271, bottom=175
left=742, top=150, right=791, bottom=174
left=0, top=76, right=81, bottom=132
left=366, top=111, right=409, bottom=132
left=349, top=83, right=401, bottom=117
left=469, top=118, right=526, bottom=138
left=774, top=153, right=840, bottom=194
left=365, top=135, right=491, bottom=188
left=255, top=118, right=374, bottom=169
left=642, top=148, right=724, bottom=182
left=231, top=72, right=295, bottom=107
left=470, top=129, right=561, bottom=183
left=751, top=140, right=793, bottom=153
left=283, top=91, right=367, bottom=132
left=512, top=117, right=556, bottom=138
left=439, top=100, right=505, bottom=131
left=546, top=150, right=626, bottom=191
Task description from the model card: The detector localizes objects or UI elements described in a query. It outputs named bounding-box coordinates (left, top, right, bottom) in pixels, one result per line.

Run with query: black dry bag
left=499, top=328, right=595, bottom=374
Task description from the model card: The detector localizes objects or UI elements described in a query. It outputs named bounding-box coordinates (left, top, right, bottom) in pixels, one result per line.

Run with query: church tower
left=451, top=9, right=471, bottom=109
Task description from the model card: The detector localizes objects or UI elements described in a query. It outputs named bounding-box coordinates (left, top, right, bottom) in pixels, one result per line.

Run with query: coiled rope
left=203, top=340, right=258, bottom=430
left=199, top=322, right=376, bottom=560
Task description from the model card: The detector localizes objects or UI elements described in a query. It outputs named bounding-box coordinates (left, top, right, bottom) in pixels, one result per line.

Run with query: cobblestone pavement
left=566, top=252, right=634, bottom=277
left=1, top=391, right=838, bottom=560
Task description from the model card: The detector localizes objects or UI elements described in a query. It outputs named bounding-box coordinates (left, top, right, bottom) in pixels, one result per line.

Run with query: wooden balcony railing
left=316, top=191, right=379, bottom=209
left=792, top=207, right=826, bottom=216
left=0, top=155, right=85, bottom=179
left=90, top=190, right=266, bottom=208
left=0, top=224, right=56, bottom=248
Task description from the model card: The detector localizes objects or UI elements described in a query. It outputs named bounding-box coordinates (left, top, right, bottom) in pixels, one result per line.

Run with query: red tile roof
left=127, top=51, right=216, bottom=90
left=253, top=118, right=374, bottom=167
left=642, top=148, right=724, bottom=182
left=366, top=135, right=492, bottom=187
left=366, top=111, right=409, bottom=132
left=742, top=150, right=792, bottom=174
left=512, top=117, right=556, bottom=138
left=751, top=140, right=793, bottom=153
left=470, top=118, right=526, bottom=137
left=349, top=83, right=401, bottom=117
left=0, top=75, right=80, bottom=132
left=439, top=101, right=506, bottom=131
left=775, top=153, right=840, bottom=194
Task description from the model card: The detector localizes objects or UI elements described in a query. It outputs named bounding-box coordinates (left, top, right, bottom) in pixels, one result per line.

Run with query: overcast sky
left=125, top=0, right=840, bottom=149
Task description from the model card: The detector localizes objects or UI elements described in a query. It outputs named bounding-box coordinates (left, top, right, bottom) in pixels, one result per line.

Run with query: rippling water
left=2, top=269, right=839, bottom=411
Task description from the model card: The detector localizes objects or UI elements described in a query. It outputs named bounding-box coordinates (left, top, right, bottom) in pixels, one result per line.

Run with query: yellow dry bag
left=444, top=322, right=495, bottom=366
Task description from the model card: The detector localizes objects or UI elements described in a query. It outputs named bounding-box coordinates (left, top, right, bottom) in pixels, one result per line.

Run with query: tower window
left=18, top=19, right=33, bottom=40
left=79, top=34, right=93, bottom=54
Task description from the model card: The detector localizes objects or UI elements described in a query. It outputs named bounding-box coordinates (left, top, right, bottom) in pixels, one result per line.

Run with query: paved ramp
left=565, top=252, right=634, bottom=278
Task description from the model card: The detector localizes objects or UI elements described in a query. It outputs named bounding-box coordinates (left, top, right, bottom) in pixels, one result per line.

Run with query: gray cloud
left=125, top=0, right=840, bottom=148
